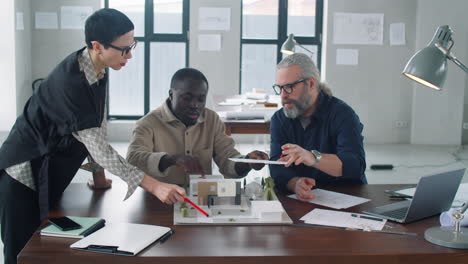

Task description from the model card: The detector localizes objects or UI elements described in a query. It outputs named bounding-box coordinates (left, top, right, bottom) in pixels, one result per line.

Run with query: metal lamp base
left=424, top=226, right=468, bottom=249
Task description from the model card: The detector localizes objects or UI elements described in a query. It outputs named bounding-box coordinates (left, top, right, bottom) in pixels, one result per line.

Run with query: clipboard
left=70, top=222, right=173, bottom=256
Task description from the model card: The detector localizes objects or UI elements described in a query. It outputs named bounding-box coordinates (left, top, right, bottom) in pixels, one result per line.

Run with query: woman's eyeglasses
left=106, top=40, right=138, bottom=56
left=272, top=79, right=306, bottom=95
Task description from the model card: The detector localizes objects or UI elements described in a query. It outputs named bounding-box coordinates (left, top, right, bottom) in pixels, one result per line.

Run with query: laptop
left=362, top=168, right=465, bottom=223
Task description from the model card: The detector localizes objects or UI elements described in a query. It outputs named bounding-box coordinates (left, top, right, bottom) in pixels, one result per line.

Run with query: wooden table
left=214, top=97, right=272, bottom=135
left=223, top=119, right=270, bottom=135
left=18, top=182, right=468, bottom=264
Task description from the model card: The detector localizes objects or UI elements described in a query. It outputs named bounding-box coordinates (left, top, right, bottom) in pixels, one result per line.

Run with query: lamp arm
left=295, top=42, right=314, bottom=56
left=435, top=43, right=468, bottom=73
left=459, top=202, right=468, bottom=214
left=450, top=56, right=468, bottom=73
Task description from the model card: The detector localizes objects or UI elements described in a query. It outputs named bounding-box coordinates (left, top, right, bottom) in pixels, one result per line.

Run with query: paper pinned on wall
left=390, top=23, right=406, bottom=46
left=336, top=48, right=359, bottom=65
left=198, top=7, right=231, bottom=31
left=333, top=12, right=384, bottom=45
left=198, top=34, right=222, bottom=51
left=61, top=6, right=93, bottom=29
left=35, top=12, right=58, bottom=29
left=16, top=12, right=24, bottom=30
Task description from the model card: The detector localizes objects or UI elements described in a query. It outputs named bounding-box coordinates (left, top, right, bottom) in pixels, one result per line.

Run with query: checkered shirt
left=6, top=49, right=144, bottom=200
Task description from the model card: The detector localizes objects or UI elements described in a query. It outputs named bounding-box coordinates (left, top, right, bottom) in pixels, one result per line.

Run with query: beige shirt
left=127, top=100, right=243, bottom=185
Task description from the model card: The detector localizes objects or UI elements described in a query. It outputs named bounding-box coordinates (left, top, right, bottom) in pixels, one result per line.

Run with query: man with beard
left=127, top=68, right=268, bottom=186
left=269, top=53, right=366, bottom=201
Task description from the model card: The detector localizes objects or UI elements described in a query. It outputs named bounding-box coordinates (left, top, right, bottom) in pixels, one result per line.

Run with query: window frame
left=240, top=0, right=323, bottom=94
left=105, top=0, right=190, bottom=120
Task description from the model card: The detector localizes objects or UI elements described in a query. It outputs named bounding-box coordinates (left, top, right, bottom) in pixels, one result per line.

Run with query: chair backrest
left=32, top=78, right=44, bottom=92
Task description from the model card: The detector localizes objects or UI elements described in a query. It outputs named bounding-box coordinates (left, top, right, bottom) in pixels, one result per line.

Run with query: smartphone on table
left=48, top=216, right=82, bottom=231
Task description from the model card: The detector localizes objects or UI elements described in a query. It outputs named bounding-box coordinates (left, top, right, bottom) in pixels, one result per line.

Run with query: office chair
left=32, top=78, right=44, bottom=92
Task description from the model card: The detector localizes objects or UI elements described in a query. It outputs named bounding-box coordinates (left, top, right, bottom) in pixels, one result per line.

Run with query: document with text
left=300, top=208, right=387, bottom=230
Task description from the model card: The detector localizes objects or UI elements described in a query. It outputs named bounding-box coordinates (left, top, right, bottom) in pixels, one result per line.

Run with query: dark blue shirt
left=269, top=92, right=367, bottom=191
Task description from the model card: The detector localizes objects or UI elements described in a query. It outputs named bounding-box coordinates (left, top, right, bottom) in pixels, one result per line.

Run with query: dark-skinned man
left=127, top=68, right=269, bottom=186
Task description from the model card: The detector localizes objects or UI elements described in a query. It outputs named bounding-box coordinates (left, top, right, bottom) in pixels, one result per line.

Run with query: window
left=106, top=0, right=189, bottom=119
left=241, top=0, right=323, bottom=94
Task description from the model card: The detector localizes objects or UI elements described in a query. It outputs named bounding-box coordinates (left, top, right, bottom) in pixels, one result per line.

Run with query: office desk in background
left=223, top=119, right=270, bottom=135
left=215, top=98, right=272, bottom=135
left=19, top=182, right=468, bottom=264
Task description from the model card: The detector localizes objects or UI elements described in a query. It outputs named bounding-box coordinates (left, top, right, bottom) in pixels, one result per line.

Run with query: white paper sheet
left=198, top=7, right=230, bottom=31
left=16, top=12, right=24, bottom=30
left=35, top=12, right=58, bottom=29
left=198, top=34, right=221, bottom=51
left=333, top=12, right=384, bottom=45
left=395, top=182, right=468, bottom=207
left=300, top=208, right=386, bottom=230
left=229, top=158, right=287, bottom=165
left=390, top=23, right=406, bottom=46
left=61, top=6, right=93, bottom=29
left=288, top=188, right=370, bottom=209
left=336, top=48, right=359, bottom=65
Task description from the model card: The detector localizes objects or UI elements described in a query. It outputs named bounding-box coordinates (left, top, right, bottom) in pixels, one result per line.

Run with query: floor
left=71, top=142, right=468, bottom=185
left=1, top=143, right=468, bottom=262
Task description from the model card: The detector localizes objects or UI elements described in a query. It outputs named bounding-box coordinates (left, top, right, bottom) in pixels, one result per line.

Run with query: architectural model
left=174, top=175, right=292, bottom=225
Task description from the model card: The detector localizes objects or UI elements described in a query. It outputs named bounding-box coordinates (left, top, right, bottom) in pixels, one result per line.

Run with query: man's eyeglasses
left=272, top=79, right=306, bottom=95
left=107, top=40, right=138, bottom=56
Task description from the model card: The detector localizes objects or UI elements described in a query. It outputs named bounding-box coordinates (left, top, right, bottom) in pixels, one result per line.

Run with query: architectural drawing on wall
left=333, top=12, right=384, bottom=45
left=389, top=23, right=406, bottom=46
left=16, top=12, right=24, bottom=30
left=174, top=175, right=292, bottom=225
left=35, top=12, right=58, bottom=29
left=198, top=7, right=231, bottom=31
left=60, top=6, right=93, bottom=29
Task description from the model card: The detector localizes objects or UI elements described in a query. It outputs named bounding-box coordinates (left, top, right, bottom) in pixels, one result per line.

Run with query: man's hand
left=140, top=175, right=186, bottom=204
left=287, top=177, right=316, bottom=201
left=87, top=170, right=112, bottom=190
left=246, top=150, right=269, bottom=170
left=278, top=143, right=316, bottom=167
left=160, top=154, right=205, bottom=177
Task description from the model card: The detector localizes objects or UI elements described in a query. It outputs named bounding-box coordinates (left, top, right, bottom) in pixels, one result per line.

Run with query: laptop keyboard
left=382, top=207, right=408, bottom=219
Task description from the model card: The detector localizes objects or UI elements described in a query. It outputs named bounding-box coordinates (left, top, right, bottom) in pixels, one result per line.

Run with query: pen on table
left=351, top=214, right=384, bottom=222
left=159, top=230, right=174, bottom=243
left=388, top=195, right=412, bottom=200
left=294, top=223, right=417, bottom=236
left=280, top=147, right=290, bottom=158
left=184, top=197, right=210, bottom=217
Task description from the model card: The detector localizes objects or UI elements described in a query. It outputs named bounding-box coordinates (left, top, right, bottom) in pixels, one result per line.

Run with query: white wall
left=31, top=0, right=100, bottom=80
left=325, top=0, right=417, bottom=144
left=0, top=0, right=17, bottom=134
left=189, top=0, right=241, bottom=97
left=411, top=0, right=468, bottom=145
left=15, top=0, right=32, bottom=116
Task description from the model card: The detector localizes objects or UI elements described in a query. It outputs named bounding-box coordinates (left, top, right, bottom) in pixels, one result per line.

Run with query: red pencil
left=184, top=197, right=210, bottom=217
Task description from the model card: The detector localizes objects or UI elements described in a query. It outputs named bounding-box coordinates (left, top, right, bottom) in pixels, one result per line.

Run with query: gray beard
left=283, top=92, right=311, bottom=119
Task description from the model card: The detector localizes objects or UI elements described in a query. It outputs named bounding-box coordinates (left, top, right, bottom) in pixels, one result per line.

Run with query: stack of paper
left=300, top=208, right=387, bottom=230
left=288, top=189, right=370, bottom=209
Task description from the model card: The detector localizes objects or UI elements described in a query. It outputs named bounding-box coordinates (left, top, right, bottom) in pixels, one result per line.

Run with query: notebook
left=70, top=222, right=173, bottom=256
left=40, top=216, right=105, bottom=238
left=362, top=168, right=465, bottom=223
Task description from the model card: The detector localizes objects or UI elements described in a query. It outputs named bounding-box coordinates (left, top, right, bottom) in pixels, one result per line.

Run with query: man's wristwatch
left=310, top=150, right=322, bottom=167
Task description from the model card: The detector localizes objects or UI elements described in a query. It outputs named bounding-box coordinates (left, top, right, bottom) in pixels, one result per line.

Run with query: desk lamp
left=281, top=34, right=314, bottom=56
left=402, top=25, right=468, bottom=248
